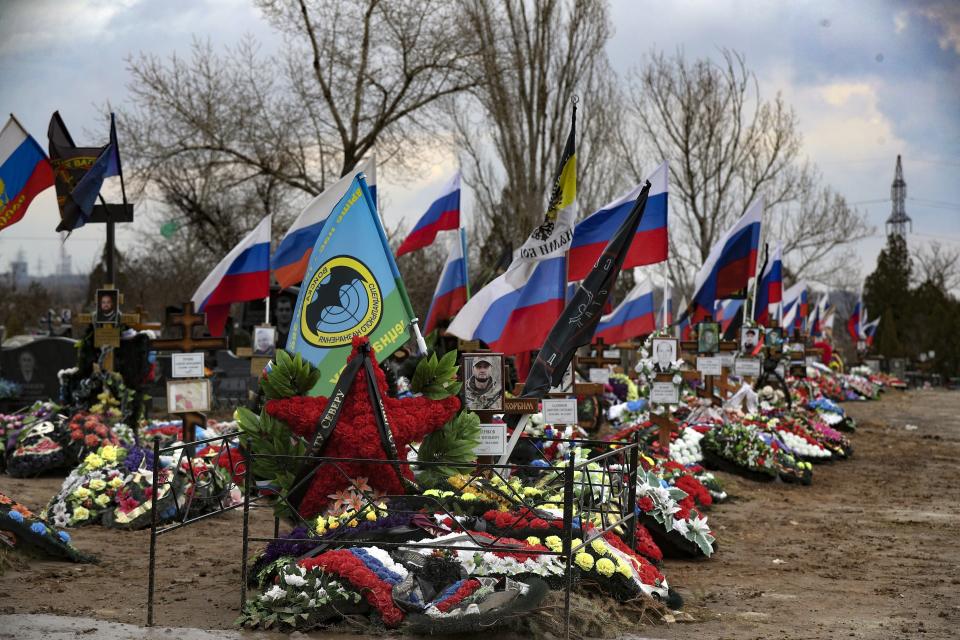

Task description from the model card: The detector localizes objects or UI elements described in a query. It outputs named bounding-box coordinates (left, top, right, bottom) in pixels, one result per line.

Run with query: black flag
left=48, top=111, right=118, bottom=232
left=522, top=181, right=653, bottom=398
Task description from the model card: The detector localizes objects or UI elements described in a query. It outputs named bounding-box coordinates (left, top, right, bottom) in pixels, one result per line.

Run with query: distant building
left=10, top=248, right=28, bottom=289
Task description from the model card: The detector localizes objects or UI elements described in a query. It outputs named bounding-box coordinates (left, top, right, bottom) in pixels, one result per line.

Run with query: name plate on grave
left=93, top=325, right=120, bottom=347
left=503, top=397, right=540, bottom=414
left=475, top=424, right=506, bottom=456
left=251, top=356, right=271, bottom=377
left=650, top=381, right=680, bottom=404
left=542, top=398, right=578, bottom=424
left=734, top=358, right=761, bottom=377
left=603, top=349, right=621, bottom=359
left=588, top=367, right=610, bottom=384
left=458, top=340, right=481, bottom=351
left=696, top=356, right=722, bottom=376
left=804, top=356, right=818, bottom=366
left=719, top=352, right=735, bottom=368
left=172, top=353, right=204, bottom=378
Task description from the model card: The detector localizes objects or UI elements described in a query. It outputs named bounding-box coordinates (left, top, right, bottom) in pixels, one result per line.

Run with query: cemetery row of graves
left=0, top=295, right=908, bottom=635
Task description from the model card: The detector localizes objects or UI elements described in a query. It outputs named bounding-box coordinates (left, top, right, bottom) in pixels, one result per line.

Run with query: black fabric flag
left=522, top=181, right=652, bottom=398
left=48, top=111, right=118, bottom=233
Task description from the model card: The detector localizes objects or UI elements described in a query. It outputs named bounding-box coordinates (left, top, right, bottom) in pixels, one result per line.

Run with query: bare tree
left=452, top=0, right=619, bottom=258
left=913, top=241, right=960, bottom=293
left=119, top=0, right=477, bottom=255
left=620, top=49, right=870, bottom=295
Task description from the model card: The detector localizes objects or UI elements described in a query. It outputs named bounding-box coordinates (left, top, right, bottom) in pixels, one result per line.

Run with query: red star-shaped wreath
left=265, top=337, right=461, bottom=518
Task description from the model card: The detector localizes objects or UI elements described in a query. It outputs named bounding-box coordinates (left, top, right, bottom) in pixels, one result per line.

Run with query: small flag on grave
left=423, top=228, right=469, bottom=334
left=0, top=115, right=53, bottom=233
left=191, top=214, right=272, bottom=337
left=679, top=197, right=762, bottom=325
left=754, top=241, right=783, bottom=326
left=273, top=155, right=376, bottom=288
left=396, top=170, right=461, bottom=257
left=594, top=275, right=656, bottom=344
left=567, top=161, right=668, bottom=281
left=286, top=174, right=417, bottom=397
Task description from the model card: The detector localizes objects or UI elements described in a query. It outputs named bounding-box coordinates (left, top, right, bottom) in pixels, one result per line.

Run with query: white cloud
left=0, top=0, right=141, bottom=55
left=894, top=11, right=909, bottom=35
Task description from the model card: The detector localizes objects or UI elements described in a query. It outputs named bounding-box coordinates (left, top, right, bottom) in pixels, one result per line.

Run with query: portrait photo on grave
left=167, top=378, right=211, bottom=413
left=698, top=322, right=720, bottom=354
left=652, top=337, right=678, bottom=371
left=253, top=326, right=277, bottom=357
left=95, top=289, right=120, bottom=325
left=765, top=327, right=784, bottom=347
left=272, top=292, right=296, bottom=348
left=463, top=353, right=504, bottom=411
left=741, top=326, right=761, bottom=352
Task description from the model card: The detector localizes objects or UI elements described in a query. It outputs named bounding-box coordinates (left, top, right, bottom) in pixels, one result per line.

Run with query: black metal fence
left=147, top=431, right=644, bottom=638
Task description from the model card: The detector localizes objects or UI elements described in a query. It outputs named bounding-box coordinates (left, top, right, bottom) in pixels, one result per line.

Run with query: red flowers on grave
left=265, top=337, right=460, bottom=518
left=299, top=550, right=404, bottom=627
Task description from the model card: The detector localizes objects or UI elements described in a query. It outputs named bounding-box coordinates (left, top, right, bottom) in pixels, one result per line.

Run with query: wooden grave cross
left=151, top=302, right=227, bottom=448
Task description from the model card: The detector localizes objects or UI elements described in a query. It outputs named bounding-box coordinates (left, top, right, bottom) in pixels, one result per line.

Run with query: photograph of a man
left=463, top=354, right=504, bottom=411
left=698, top=322, right=720, bottom=354
left=272, top=294, right=295, bottom=348
left=741, top=327, right=760, bottom=352
left=253, top=326, right=277, bottom=357
left=652, top=338, right=678, bottom=372
left=95, top=289, right=120, bottom=325
left=18, top=351, right=37, bottom=383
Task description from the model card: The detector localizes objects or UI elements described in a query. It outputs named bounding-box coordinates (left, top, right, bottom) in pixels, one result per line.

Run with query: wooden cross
left=578, top=338, right=622, bottom=369
left=129, top=305, right=163, bottom=332
left=151, top=302, right=227, bottom=448
left=151, top=302, right=227, bottom=353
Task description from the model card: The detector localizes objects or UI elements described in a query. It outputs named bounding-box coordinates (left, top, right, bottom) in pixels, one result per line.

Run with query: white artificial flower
left=672, top=518, right=690, bottom=535
left=263, top=585, right=286, bottom=601
left=284, top=573, right=307, bottom=587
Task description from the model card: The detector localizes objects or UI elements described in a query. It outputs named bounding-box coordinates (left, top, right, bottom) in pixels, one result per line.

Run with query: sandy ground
left=1, top=388, right=958, bottom=639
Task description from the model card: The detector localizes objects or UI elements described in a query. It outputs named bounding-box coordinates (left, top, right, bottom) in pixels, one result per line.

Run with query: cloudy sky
left=1, top=0, right=958, bottom=287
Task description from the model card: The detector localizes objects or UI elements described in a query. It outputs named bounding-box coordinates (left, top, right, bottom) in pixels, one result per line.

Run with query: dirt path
left=2, top=389, right=958, bottom=639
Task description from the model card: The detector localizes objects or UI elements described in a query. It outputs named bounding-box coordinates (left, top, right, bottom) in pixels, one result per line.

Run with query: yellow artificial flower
left=526, top=536, right=541, bottom=546
left=94, top=494, right=111, bottom=507
left=461, top=492, right=477, bottom=501
left=595, top=558, right=615, bottom=577
left=348, top=519, right=358, bottom=528
left=616, top=560, right=633, bottom=578
left=100, top=446, right=118, bottom=462
left=574, top=552, right=594, bottom=571
left=544, top=536, right=562, bottom=552
left=590, top=538, right=608, bottom=555
left=73, top=506, right=90, bottom=521
left=328, top=520, right=339, bottom=530
left=365, top=510, right=378, bottom=521
left=108, top=477, right=124, bottom=489
left=83, top=454, right=104, bottom=469
left=72, top=487, right=92, bottom=500
left=88, top=479, right=107, bottom=491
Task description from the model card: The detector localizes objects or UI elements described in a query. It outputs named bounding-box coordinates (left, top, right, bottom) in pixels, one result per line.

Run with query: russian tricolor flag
left=192, top=214, right=272, bottom=336
left=273, top=156, right=375, bottom=288
left=0, top=116, right=53, bottom=233
left=396, top=171, right=460, bottom=257
left=780, top=281, right=806, bottom=332
left=754, top=241, right=783, bottom=325
left=863, top=317, right=880, bottom=346
left=424, top=228, right=469, bottom=334
left=594, top=277, right=656, bottom=343
left=568, top=162, right=668, bottom=281
left=685, top=198, right=763, bottom=323
left=716, top=298, right=745, bottom=335
left=847, top=298, right=864, bottom=341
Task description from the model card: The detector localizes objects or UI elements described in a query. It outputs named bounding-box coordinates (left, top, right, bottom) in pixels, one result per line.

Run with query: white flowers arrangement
left=777, top=430, right=831, bottom=459
left=636, top=470, right=715, bottom=557
left=668, top=427, right=704, bottom=466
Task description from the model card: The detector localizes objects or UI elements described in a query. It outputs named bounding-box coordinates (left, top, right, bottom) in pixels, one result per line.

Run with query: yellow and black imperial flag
left=522, top=180, right=652, bottom=398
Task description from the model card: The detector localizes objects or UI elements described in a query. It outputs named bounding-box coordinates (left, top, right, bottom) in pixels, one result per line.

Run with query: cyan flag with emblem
left=286, top=174, right=415, bottom=396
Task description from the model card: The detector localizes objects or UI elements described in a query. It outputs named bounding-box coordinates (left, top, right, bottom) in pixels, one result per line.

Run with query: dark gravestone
left=212, top=350, right=256, bottom=409
left=0, top=337, right=78, bottom=404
